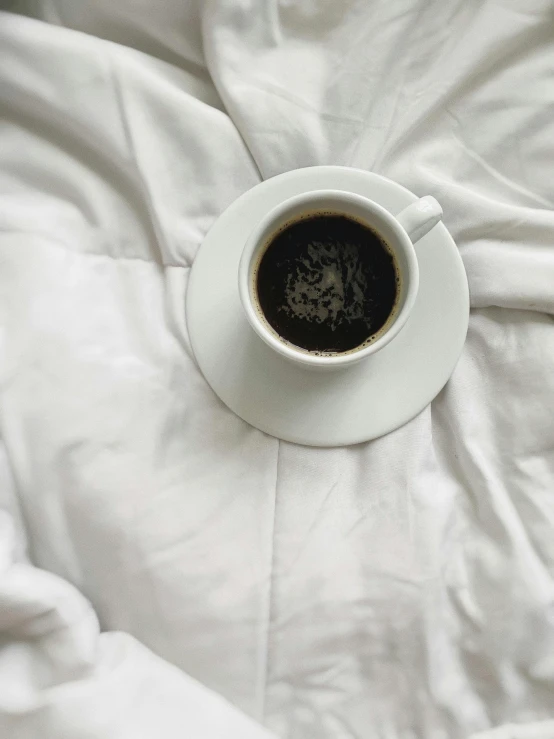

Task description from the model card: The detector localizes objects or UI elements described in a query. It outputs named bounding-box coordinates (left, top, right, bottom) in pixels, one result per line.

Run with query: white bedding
left=1, top=1, right=554, bottom=737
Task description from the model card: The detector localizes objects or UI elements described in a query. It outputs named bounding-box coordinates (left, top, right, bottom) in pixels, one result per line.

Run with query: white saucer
left=186, top=166, right=469, bottom=447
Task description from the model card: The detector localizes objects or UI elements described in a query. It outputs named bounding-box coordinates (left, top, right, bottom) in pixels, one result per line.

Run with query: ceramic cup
left=238, top=189, right=442, bottom=370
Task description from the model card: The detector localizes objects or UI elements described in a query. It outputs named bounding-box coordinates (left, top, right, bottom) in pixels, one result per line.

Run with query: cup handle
left=395, top=196, right=443, bottom=244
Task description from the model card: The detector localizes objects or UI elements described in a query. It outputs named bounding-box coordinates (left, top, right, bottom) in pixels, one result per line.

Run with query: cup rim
left=238, top=189, right=419, bottom=368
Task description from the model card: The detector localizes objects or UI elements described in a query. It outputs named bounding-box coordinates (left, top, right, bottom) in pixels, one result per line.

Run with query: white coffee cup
left=238, top=190, right=442, bottom=370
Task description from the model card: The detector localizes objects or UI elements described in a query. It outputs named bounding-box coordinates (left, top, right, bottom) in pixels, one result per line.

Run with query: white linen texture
left=0, top=1, right=554, bottom=737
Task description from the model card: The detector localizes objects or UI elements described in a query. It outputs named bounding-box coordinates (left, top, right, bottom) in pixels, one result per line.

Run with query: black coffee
left=255, top=213, right=398, bottom=354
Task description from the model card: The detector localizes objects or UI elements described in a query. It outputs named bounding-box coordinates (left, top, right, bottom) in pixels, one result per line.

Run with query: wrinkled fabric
left=1, top=2, right=554, bottom=738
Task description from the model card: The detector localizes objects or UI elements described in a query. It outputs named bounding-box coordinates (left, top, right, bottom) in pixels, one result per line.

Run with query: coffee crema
left=255, top=213, right=399, bottom=354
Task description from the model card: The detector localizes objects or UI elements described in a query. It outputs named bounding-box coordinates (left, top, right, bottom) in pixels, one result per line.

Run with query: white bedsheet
left=1, top=2, right=554, bottom=737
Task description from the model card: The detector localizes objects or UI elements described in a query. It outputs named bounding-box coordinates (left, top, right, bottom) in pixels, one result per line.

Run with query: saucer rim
left=186, top=166, right=469, bottom=447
